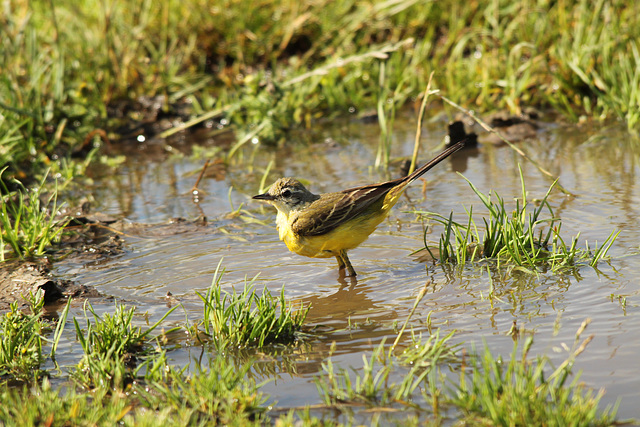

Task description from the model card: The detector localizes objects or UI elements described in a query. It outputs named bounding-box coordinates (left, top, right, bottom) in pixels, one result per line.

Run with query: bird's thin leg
left=339, top=250, right=357, bottom=277
left=336, top=254, right=346, bottom=270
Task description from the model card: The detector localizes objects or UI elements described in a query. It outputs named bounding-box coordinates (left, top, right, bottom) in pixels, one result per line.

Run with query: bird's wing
left=290, top=142, right=465, bottom=237
left=291, top=182, right=397, bottom=236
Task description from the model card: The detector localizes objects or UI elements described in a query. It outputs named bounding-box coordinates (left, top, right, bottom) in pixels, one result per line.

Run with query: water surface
left=54, top=113, right=640, bottom=420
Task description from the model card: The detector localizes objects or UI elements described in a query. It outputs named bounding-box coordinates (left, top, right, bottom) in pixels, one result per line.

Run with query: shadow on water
left=52, top=112, right=640, bottom=419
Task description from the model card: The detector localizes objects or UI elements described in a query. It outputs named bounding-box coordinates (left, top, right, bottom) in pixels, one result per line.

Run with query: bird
left=253, top=140, right=465, bottom=277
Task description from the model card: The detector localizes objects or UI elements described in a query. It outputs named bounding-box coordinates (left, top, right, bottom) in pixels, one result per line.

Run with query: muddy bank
left=0, top=214, right=212, bottom=311
left=0, top=261, right=99, bottom=311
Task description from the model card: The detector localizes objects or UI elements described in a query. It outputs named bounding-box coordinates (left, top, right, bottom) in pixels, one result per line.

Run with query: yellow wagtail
left=253, top=140, right=465, bottom=276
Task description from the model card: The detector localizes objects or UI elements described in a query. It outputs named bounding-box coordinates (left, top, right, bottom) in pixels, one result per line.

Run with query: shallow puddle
left=53, top=112, right=640, bottom=419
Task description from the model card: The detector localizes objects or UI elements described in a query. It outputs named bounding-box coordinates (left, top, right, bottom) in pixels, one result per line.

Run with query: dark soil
left=0, top=260, right=100, bottom=311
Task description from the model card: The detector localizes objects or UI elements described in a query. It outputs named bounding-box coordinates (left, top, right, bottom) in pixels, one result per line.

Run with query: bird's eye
left=282, top=189, right=292, bottom=198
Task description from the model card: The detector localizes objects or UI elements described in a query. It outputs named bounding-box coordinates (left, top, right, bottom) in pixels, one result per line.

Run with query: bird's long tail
left=405, top=140, right=465, bottom=184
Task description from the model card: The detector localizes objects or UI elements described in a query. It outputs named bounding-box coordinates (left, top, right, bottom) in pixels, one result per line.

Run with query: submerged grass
left=419, top=166, right=619, bottom=273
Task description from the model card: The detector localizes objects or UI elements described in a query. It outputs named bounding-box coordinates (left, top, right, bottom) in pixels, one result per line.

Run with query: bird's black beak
left=252, top=192, right=275, bottom=201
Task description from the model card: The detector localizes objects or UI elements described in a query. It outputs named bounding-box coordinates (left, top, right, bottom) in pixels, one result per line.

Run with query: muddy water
left=54, top=113, right=640, bottom=419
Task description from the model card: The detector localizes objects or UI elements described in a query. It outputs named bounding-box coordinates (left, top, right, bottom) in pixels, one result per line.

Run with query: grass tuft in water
left=452, top=327, right=617, bottom=426
left=395, top=331, right=460, bottom=403
left=0, top=289, right=268, bottom=423
left=420, top=166, right=619, bottom=272
left=197, top=260, right=309, bottom=349
left=315, top=331, right=460, bottom=409
left=141, top=354, right=268, bottom=425
left=315, top=341, right=393, bottom=407
left=72, top=301, right=177, bottom=390
left=315, top=322, right=615, bottom=423
left=0, top=289, right=71, bottom=382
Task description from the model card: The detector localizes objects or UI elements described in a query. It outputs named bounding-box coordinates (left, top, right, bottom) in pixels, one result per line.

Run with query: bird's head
left=253, top=178, right=319, bottom=214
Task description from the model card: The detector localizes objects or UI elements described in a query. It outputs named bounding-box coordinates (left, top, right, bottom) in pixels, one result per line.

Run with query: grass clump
left=141, top=355, right=268, bottom=425
left=72, top=301, right=177, bottom=390
left=197, top=261, right=309, bottom=349
left=0, top=293, right=267, bottom=424
left=0, top=298, right=45, bottom=381
left=0, top=169, right=69, bottom=261
left=420, top=167, right=619, bottom=272
left=0, top=379, right=135, bottom=426
left=315, top=341, right=394, bottom=407
left=315, top=332, right=460, bottom=408
left=314, top=325, right=616, bottom=424
left=0, top=289, right=71, bottom=382
left=452, top=324, right=617, bottom=426
left=0, top=357, right=268, bottom=426
left=313, top=283, right=615, bottom=422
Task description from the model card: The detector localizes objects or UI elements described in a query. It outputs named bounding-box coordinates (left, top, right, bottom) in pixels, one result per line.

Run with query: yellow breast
left=276, top=208, right=391, bottom=259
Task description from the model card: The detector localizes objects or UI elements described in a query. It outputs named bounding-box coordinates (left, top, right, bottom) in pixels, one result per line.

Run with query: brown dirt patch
left=0, top=260, right=100, bottom=311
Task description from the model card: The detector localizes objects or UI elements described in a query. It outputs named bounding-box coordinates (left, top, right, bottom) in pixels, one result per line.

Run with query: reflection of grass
left=419, top=167, right=619, bottom=273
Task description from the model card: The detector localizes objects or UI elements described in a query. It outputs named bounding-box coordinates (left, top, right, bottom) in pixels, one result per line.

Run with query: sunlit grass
left=418, top=166, right=620, bottom=272
left=0, top=379, right=135, bottom=426
left=0, top=289, right=70, bottom=382
left=0, top=262, right=620, bottom=424
left=313, top=324, right=615, bottom=425
left=315, top=341, right=394, bottom=407
left=197, top=260, right=309, bottom=349
left=141, top=355, right=268, bottom=425
left=452, top=324, right=618, bottom=426
left=0, top=169, right=69, bottom=261
left=0, top=300, right=45, bottom=381
left=0, top=357, right=269, bottom=426
left=2, top=0, right=639, bottom=185
left=72, top=301, right=177, bottom=390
